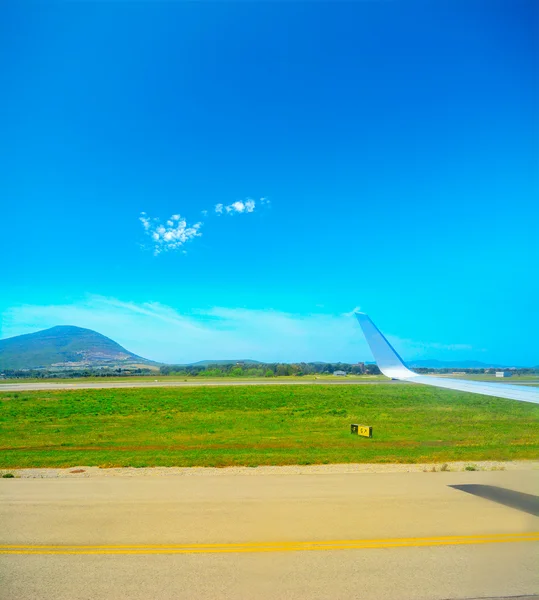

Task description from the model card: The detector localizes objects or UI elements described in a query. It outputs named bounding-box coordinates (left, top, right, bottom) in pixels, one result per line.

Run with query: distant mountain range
left=0, top=326, right=526, bottom=371
left=0, top=326, right=156, bottom=370
left=407, top=359, right=507, bottom=369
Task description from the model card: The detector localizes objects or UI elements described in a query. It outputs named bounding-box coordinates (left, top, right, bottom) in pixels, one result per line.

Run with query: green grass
left=0, top=384, right=537, bottom=468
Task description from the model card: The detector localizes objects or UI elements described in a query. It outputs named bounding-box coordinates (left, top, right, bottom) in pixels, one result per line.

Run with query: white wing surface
left=355, top=312, right=539, bottom=404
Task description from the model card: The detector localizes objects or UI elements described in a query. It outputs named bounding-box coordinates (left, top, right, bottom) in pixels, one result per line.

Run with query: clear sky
left=1, top=1, right=538, bottom=366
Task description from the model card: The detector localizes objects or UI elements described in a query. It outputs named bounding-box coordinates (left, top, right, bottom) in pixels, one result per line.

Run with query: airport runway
left=1, top=469, right=538, bottom=599
left=0, top=378, right=405, bottom=392
left=2, top=379, right=536, bottom=393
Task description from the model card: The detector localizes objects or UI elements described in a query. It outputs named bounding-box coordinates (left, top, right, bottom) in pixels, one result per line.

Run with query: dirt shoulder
left=2, top=460, right=538, bottom=479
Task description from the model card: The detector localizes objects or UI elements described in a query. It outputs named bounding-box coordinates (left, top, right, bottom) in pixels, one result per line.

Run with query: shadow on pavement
left=449, top=484, right=539, bottom=517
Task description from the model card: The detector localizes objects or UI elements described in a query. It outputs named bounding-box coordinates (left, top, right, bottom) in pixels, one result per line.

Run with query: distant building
left=333, top=370, right=347, bottom=376
left=495, top=371, right=512, bottom=378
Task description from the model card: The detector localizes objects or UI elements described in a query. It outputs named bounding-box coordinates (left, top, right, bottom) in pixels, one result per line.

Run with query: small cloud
left=140, top=196, right=268, bottom=255
left=139, top=213, right=202, bottom=255
left=219, top=197, right=266, bottom=215
left=226, top=201, right=246, bottom=214
left=140, top=215, right=151, bottom=231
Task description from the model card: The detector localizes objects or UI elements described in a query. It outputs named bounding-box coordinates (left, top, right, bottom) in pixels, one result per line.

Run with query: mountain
left=0, top=326, right=156, bottom=370
left=407, top=359, right=506, bottom=369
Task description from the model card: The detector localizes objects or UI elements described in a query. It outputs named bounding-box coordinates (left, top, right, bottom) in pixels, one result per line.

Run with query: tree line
left=3, top=364, right=537, bottom=380
left=159, top=362, right=381, bottom=377
left=414, top=367, right=537, bottom=375
left=0, top=367, right=155, bottom=379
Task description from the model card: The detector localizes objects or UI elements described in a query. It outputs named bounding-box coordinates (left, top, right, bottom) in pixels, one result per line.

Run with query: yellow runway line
left=1, top=532, right=538, bottom=555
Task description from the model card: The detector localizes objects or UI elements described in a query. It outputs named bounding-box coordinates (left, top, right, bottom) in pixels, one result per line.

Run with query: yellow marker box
left=351, top=424, right=372, bottom=438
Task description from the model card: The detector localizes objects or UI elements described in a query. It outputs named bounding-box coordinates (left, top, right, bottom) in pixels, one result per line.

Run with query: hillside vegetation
left=0, top=326, right=153, bottom=370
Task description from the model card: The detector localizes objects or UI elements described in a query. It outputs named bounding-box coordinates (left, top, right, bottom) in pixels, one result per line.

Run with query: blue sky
left=1, top=1, right=538, bottom=365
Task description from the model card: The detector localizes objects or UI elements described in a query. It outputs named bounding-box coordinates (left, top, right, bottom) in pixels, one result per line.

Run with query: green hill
left=0, top=326, right=155, bottom=370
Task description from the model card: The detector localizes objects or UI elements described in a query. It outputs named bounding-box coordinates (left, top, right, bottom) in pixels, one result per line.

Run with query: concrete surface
left=1, top=469, right=538, bottom=599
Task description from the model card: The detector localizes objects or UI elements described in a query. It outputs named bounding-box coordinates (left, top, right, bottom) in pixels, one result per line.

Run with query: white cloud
left=141, top=197, right=268, bottom=255
left=1, top=296, right=476, bottom=365
left=139, top=213, right=202, bottom=255
left=140, top=214, right=151, bottom=231
left=216, top=197, right=265, bottom=215
left=226, top=201, right=245, bottom=214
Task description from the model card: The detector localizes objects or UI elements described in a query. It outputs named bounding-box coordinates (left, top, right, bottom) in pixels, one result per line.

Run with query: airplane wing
left=355, top=312, right=539, bottom=404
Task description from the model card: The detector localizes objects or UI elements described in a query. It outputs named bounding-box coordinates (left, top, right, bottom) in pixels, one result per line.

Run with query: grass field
left=0, top=384, right=537, bottom=468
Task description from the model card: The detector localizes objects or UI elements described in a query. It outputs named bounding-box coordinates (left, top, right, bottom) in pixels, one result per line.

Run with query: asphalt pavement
left=1, top=469, right=537, bottom=599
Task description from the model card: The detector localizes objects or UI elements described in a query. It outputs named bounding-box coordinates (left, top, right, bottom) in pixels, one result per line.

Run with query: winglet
left=354, top=312, right=539, bottom=403
left=354, top=312, right=417, bottom=379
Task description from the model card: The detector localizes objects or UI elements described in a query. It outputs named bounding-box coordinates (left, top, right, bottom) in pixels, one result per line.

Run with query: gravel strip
left=2, top=460, right=538, bottom=479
